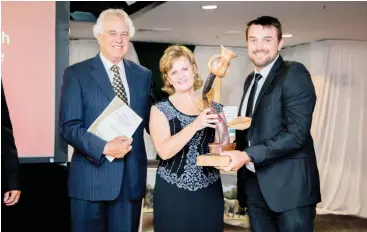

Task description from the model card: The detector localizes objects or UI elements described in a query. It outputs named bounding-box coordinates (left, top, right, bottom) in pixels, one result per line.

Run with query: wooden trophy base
left=197, top=155, right=231, bottom=167
left=196, top=143, right=236, bottom=167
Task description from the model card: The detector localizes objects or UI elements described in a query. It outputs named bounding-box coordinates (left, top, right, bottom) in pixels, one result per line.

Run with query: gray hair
left=93, top=9, right=135, bottom=39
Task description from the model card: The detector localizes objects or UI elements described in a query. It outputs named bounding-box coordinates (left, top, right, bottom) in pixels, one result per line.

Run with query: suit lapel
left=90, top=55, right=115, bottom=101
left=253, top=56, right=283, bottom=114
left=238, top=72, right=254, bottom=116
left=124, top=59, right=138, bottom=110
left=236, top=72, right=253, bottom=151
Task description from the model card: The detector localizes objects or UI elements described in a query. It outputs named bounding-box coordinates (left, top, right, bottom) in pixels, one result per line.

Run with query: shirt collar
left=99, top=53, right=124, bottom=73
left=254, top=54, right=280, bottom=78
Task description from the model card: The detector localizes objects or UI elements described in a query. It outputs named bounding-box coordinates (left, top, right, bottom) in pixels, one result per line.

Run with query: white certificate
left=88, top=96, right=142, bottom=162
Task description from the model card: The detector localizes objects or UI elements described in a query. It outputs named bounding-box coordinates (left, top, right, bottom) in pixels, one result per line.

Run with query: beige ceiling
left=70, top=1, right=367, bottom=48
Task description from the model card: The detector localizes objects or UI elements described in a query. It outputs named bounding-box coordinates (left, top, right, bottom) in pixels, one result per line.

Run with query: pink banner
left=1, top=2, right=56, bottom=157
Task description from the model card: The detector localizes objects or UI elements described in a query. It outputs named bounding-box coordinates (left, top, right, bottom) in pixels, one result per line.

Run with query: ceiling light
left=282, top=34, right=293, bottom=38
left=202, top=5, right=217, bottom=10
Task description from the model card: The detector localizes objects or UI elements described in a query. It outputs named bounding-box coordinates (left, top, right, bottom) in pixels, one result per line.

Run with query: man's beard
left=250, top=51, right=277, bottom=69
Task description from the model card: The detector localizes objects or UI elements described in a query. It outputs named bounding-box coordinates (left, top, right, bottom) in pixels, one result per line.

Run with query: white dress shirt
left=240, top=55, right=280, bottom=172
left=99, top=53, right=130, bottom=105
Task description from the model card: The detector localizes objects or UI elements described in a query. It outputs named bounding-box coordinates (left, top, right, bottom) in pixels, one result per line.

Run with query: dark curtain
left=133, top=42, right=195, bottom=103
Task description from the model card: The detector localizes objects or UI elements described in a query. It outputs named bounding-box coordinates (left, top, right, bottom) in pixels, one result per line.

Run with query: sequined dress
left=153, top=98, right=224, bottom=232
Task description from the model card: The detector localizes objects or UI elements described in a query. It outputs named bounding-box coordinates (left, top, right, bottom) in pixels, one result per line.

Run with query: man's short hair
left=245, top=16, right=282, bottom=41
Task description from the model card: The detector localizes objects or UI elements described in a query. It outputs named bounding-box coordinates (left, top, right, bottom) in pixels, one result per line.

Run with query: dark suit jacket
left=59, top=55, right=152, bottom=201
left=1, top=82, right=21, bottom=194
left=236, top=56, right=321, bottom=212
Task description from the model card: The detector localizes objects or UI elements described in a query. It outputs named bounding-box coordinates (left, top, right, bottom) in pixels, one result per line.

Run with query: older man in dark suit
left=59, top=9, right=152, bottom=232
left=221, top=16, right=321, bottom=232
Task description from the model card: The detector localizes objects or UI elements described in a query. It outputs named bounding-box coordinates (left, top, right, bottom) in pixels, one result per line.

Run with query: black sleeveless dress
left=153, top=98, right=224, bottom=232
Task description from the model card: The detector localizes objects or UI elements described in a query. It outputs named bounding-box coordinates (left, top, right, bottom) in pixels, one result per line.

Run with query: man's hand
left=219, top=150, right=252, bottom=172
left=103, top=136, right=133, bottom=159
left=3, top=190, right=21, bottom=206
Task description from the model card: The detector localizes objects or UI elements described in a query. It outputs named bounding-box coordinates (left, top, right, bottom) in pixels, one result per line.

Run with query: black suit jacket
left=236, top=56, right=321, bottom=212
left=1, top=82, right=20, bottom=194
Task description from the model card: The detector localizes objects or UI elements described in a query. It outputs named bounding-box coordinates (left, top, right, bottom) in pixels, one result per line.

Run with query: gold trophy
left=196, top=45, right=251, bottom=167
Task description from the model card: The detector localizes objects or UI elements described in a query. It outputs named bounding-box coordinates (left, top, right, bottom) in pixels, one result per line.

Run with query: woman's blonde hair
left=159, top=45, right=203, bottom=95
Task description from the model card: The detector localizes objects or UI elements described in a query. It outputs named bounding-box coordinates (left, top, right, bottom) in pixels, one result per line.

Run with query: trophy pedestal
left=196, top=143, right=235, bottom=167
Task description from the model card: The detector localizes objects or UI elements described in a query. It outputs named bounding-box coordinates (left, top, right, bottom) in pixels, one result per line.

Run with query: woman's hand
left=192, top=108, right=219, bottom=131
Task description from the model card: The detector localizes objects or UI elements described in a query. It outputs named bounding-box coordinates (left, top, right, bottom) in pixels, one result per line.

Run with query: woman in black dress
left=149, top=45, right=225, bottom=232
